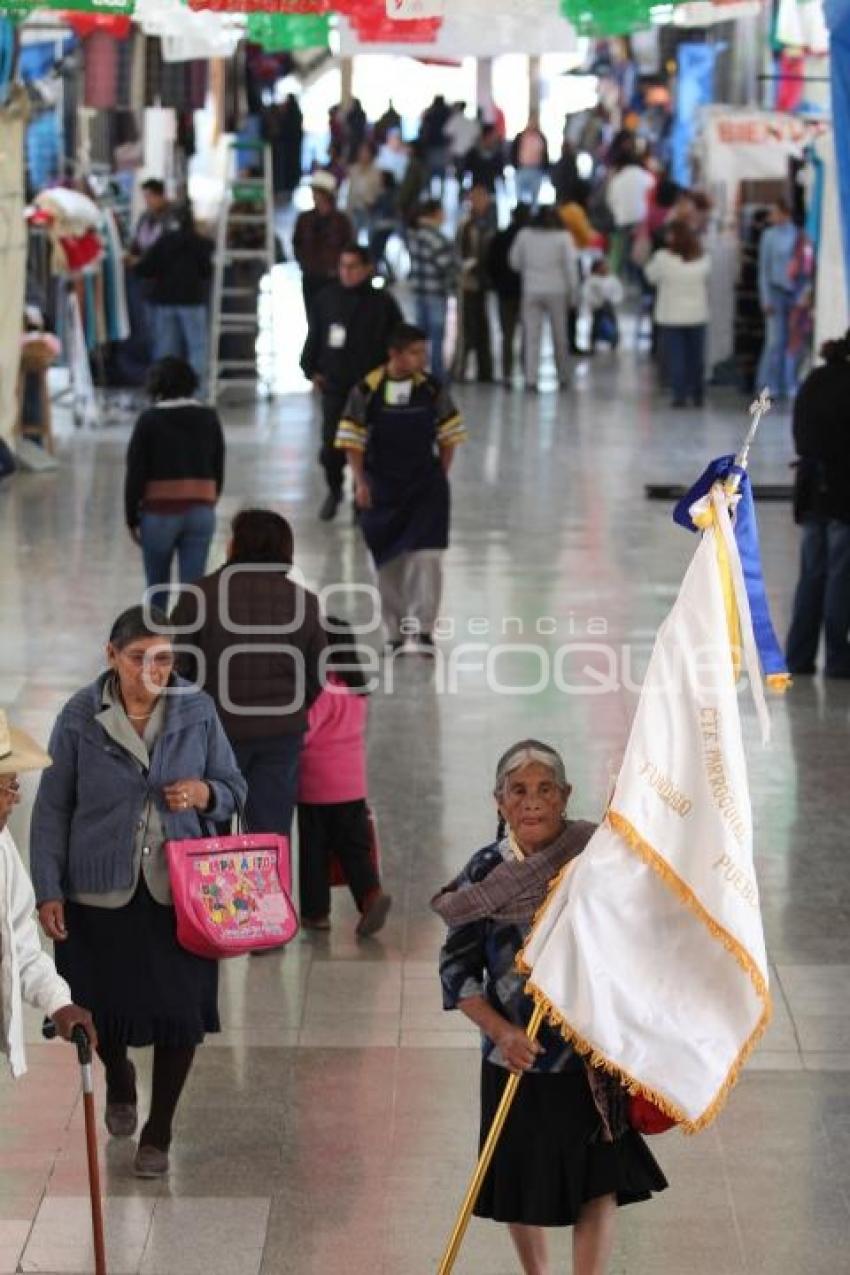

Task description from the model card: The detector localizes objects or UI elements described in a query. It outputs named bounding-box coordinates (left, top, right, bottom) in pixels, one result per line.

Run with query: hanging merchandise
left=338, top=7, right=579, bottom=54
left=188, top=0, right=330, bottom=10
left=775, top=0, right=829, bottom=53
left=670, top=41, right=718, bottom=185
left=0, top=20, right=14, bottom=107
left=246, top=13, right=330, bottom=48
left=776, top=51, right=806, bottom=111
left=33, top=188, right=104, bottom=275
left=336, top=0, right=441, bottom=40
left=62, top=12, right=132, bottom=34
left=387, top=0, right=444, bottom=14
left=0, top=87, right=28, bottom=446
left=40, top=0, right=134, bottom=10
left=560, top=0, right=687, bottom=35
left=83, top=29, right=119, bottom=109
left=351, top=13, right=441, bottom=39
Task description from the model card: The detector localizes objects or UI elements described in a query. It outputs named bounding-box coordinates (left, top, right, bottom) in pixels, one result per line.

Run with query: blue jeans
left=515, top=167, right=544, bottom=207
left=757, top=286, right=796, bottom=400
left=140, top=505, right=216, bottom=611
left=152, top=305, right=209, bottom=390
left=233, top=734, right=303, bottom=839
left=661, top=325, right=705, bottom=404
left=414, top=294, right=448, bottom=382
left=786, top=519, right=850, bottom=677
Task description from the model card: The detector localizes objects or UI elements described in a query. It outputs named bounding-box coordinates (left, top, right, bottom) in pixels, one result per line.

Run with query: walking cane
left=436, top=1002, right=546, bottom=1275
left=43, top=1019, right=108, bottom=1275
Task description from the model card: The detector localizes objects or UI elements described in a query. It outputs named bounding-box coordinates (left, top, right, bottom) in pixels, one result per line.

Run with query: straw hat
left=309, top=170, right=338, bottom=197
left=0, top=711, right=52, bottom=775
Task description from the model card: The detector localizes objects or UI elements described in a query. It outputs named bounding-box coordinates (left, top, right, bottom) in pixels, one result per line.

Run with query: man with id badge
left=301, top=245, right=403, bottom=521
left=335, top=323, right=467, bottom=653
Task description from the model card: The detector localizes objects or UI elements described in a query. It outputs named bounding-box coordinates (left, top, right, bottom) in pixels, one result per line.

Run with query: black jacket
left=486, top=224, right=523, bottom=300
left=171, top=565, right=327, bottom=741
left=125, top=403, right=225, bottom=529
left=135, top=229, right=214, bottom=306
left=792, top=363, right=850, bottom=524
left=461, top=145, right=504, bottom=193
left=300, top=281, right=404, bottom=397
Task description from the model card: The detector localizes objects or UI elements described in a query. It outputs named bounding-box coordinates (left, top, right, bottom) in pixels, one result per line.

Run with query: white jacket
left=0, top=827, right=71, bottom=1078
left=644, top=249, right=710, bottom=327
left=606, top=165, right=655, bottom=227
left=583, top=274, right=624, bottom=311
left=509, top=227, right=579, bottom=300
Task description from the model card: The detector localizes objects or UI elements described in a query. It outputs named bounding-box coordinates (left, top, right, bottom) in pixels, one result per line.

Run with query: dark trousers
left=786, top=518, right=850, bottom=677
left=455, top=289, right=493, bottom=382
left=301, top=274, right=333, bottom=319
left=497, top=295, right=520, bottom=381
left=660, top=324, right=705, bottom=404
left=567, top=305, right=581, bottom=353
left=320, top=391, right=349, bottom=498
left=233, top=734, right=303, bottom=838
left=99, top=1042, right=195, bottom=1150
left=298, top=799, right=380, bottom=920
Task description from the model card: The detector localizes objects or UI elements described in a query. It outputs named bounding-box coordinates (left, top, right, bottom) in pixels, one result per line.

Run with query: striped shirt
left=336, top=366, right=466, bottom=455
left=407, top=224, right=457, bottom=298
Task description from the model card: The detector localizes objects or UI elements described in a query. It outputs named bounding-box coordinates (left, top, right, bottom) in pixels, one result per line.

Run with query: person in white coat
left=644, top=221, right=711, bottom=408
left=509, top=207, right=579, bottom=391
left=0, top=711, right=94, bottom=1077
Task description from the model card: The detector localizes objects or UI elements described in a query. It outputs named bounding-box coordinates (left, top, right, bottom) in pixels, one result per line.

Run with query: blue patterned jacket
left=438, top=840, right=583, bottom=1074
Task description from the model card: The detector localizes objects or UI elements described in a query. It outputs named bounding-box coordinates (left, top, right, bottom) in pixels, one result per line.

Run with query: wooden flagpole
left=438, top=391, right=774, bottom=1274
left=436, top=1002, right=546, bottom=1275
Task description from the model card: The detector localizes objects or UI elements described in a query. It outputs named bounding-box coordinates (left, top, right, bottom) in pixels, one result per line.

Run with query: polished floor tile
left=2, top=278, right=850, bottom=1270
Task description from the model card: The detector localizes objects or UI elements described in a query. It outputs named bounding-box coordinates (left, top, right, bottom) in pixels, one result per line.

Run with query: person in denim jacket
left=30, top=605, right=246, bottom=1179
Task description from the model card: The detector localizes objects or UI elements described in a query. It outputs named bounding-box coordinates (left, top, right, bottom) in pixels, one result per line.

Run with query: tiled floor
left=2, top=272, right=850, bottom=1272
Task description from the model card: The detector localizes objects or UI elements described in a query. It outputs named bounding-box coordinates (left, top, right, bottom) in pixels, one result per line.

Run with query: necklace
left=125, top=710, right=153, bottom=720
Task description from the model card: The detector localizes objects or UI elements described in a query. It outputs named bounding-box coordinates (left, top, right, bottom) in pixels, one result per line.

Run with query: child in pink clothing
left=297, top=620, right=391, bottom=938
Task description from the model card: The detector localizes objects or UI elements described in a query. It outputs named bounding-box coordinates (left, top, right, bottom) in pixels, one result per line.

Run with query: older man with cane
left=0, top=710, right=95, bottom=1077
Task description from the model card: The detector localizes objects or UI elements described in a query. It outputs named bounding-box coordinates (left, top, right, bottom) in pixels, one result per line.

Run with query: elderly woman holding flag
left=433, top=740, right=667, bottom=1275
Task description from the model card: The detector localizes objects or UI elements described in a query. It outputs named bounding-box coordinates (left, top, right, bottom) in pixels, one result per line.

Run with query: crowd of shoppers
left=5, top=94, right=841, bottom=1270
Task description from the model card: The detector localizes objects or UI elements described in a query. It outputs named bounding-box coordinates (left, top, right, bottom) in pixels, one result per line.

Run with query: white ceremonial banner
left=521, top=487, right=772, bottom=1132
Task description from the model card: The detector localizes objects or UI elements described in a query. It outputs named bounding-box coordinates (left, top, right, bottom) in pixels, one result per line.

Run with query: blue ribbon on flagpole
left=673, top=456, right=789, bottom=681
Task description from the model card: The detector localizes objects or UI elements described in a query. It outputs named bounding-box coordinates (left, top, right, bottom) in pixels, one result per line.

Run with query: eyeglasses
left=0, top=779, right=20, bottom=795
left=119, top=650, right=175, bottom=669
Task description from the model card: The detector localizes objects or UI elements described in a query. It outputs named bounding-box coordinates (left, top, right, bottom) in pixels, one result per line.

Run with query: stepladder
left=208, top=139, right=277, bottom=404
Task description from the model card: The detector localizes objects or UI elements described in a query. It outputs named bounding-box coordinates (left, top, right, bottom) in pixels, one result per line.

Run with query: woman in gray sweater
left=509, top=207, right=580, bottom=392
left=30, top=606, right=246, bottom=1179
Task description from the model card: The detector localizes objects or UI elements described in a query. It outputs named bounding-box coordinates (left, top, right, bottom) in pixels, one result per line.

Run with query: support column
left=528, top=55, right=542, bottom=117
left=476, top=56, right=494, bottom=113
left=340, top=56, right=354, bottom=109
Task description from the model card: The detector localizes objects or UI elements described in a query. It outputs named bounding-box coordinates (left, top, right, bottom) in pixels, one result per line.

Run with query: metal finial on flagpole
left=735, top=388, right=772, bottom=473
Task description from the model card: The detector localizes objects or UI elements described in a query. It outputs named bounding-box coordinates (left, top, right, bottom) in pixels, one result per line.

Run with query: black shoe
left=416, top=633, right=436, bottom=657
left=319, top=492, right=341, bottom=521
left=384, top=639, right=405, bottom=657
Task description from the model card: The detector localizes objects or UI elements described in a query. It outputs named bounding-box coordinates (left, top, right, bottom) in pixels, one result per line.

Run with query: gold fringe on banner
left=517, top=810, right=773, bottom=1134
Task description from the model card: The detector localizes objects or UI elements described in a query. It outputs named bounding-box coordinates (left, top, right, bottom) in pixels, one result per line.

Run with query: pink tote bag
left=166, top=833, right=298, bottom=959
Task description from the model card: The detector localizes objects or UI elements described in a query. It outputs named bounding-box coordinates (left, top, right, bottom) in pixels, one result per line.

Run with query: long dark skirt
left=56, top=881, right=219, bottom=1049
left=473, top=1062, right=668, bottom=1227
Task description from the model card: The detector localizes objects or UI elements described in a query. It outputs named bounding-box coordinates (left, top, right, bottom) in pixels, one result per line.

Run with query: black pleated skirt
left=56, top=881, right=220, bottom=1049
left=473, top=1061, right=668, bottom=1227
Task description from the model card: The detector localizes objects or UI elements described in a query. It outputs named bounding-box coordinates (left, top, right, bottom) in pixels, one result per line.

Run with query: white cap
left=309, top=170, right=338, bottom=196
